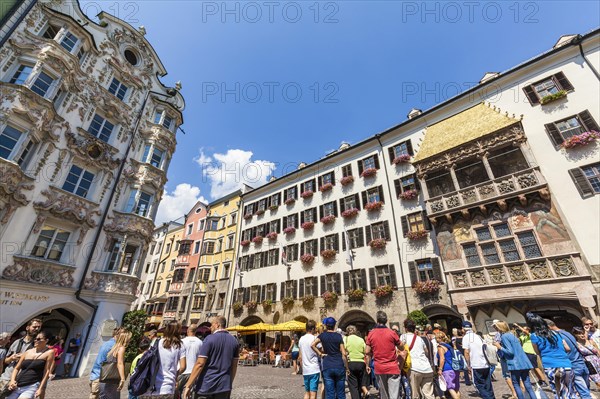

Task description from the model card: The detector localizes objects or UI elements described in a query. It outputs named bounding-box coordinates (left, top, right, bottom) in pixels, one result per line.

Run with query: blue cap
left=462, top=321, right=473, bottom=328
left=323, top=317, right=336, bottom=327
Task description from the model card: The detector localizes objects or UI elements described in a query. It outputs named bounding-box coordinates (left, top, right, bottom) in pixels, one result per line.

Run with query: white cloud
left=194, top=148, right=276, bottom=199
left=155, top=183, right=207, bottom=225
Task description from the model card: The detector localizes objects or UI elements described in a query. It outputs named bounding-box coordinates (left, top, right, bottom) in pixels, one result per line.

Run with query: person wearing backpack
left=400, top=319, right=434, bottom=399
left=435, top=331, right=461, bottom=399
left=128, top=339, right=150, bottom=399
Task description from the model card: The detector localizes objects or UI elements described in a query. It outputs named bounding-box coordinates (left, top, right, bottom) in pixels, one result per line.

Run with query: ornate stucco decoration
left=0, top=158, right=35, bottom=223
left=416, top=125, right=526, bottom=177
left=33, top=186, right=100, bottom=228
left=67, top=130, right=122, bottom=170
left=123, top=159, right=167, bottom=191
left=2, top=255, right=76, bottom=288
left=83, top=271, right=139, bottom=296
left=103, top=210, right=155, bottom=243
left=139, top=125, right=177, bottom=155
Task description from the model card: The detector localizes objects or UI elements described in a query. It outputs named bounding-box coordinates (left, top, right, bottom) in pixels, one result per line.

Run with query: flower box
left=301, top=221, right=315, bottom=230
left=262, top=299, right=273, bottom=309
left=266, top=232, right=278, bottom=240
left=243, top=213, right=253, bottom=220
left=347, top=288, right=366, bottom=301
left=320, top=249, right=336, bottom=259
left=406, top=230, right=429, bottom=240
left=269, top=204, right=279, bottom=211
left=255, top=209, right=265, bottom=216
left=284, top=198, right=296, bottom=205
left=302, top=295, right=315, bottom=307
left=392, top=154, right=412, bottom=165
left=301, top=190, right=314, bottom=199
left=540, top=90, right=567, bottom=105
left=369, top=238, right=387, bottom=250
left=320, top=215, right=336, bottom=225
left=361, top=168, right=378, bottom=178
left=562, top=131, right=600, bottom=149
left=340, top=176, right=354, bottom=186
left=319, top=183, right=333, bottom=192
left=413, top=279, right=441, bottom=295
left=399, top=189, right=419, bottom=201
left=365, top=201, right=383, bottom=212
left=232, top=301, right=243, bottom=312
left=341, top=208, right=359, bottom=218
left=252, top=236, right=264, bottom=244
left=246, top=300, right=258, bottom=311
left=373, top=285, right=393, bottom=298
left=283, top=226, right=296, bottom=235
left=281, top=297, right=295, bottom=307
left=240, top=240, right=251, bottom=247
left=321, top=291, right=338, bottom=303
left=300, top=253, right=315, bottom=264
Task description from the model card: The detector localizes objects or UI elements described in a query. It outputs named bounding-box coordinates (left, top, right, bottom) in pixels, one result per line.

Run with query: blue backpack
left=129, top=339, right=161, bottom=396
left=447, top=344, right=465, bottom=371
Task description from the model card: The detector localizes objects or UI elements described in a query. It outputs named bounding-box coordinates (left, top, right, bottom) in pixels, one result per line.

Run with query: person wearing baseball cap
left=311, top=317, right=348, bottom=399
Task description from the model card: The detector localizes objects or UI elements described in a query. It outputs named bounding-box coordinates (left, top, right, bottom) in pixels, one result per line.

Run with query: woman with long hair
left=572, top=326, right=600, bottom=388
left=525, top=312, right=572, bottom=399
left=290, top=334, right=300, bottom=375
left=100, top=331, right=132, bottom=399
left=7, top=330, right=54, bottom=399
left=141, top=321, right=186, bottom=398
left=435, top=331, right=460, bottom=399
left=494, top=321, right=547, bottom=399
left=492, top=321, right=519, bottom=399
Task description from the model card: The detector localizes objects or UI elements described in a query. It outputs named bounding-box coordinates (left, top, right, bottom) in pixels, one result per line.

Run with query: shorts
left=526, top=353, right=539, bottom=369
left=442, top=370, right=460, bottom=391
left=7, top=382, right=40, bottom=399
left=303, top=373, right=320, bottom=392
left=64, top=353, right=75, bottom=364
left=291, top=351, right=299, bottom=361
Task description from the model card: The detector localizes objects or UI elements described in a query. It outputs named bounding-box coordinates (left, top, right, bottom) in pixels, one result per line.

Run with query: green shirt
left=130, top=353, right=144, bottom=375
left=344, top=334, right=366, bottom=363
left=520, top=335, right=535, bottom=354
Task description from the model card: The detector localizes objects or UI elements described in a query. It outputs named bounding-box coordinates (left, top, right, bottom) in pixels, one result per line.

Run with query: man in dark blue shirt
left=182, top=316, right=239, bottom=399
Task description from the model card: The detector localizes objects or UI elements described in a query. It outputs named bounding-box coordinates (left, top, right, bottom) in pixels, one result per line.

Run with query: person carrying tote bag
left=100, top=331, right=132, bottom=399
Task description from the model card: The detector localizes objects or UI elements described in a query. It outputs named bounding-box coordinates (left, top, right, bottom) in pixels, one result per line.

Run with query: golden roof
left=414, top=103, right=520, bottom=162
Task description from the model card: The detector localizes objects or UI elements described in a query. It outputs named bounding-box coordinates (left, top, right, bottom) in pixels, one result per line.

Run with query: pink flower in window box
left=561, top=131, right=600, bottom=149
left=245, top=300, right=258, bottom=311
left=232, top=301, right=243, bottom=312
left=341, top=208, right=359, bottom=218
left=392, top=154, right=412, bottom=165
left=340, top=176, right=354, bottom=186
left=301, top=190, right=314, bottom=199
left=266, top=231, right=278, bottom=240
left=346, top=288, right=366, bottom=301
left=321, top=290, right=338, bottom=303
left=255, top=209, right=265, bottom=216
left=399, top=189, right=419, bottom=201
left=300, top=253, right=315, bottom=264
left=243, top=213, right=253, bottom=220
left=283, top=226, right=296, bottom=235
left=373, top=284, right=393, bottom=298
left=240, top=240, right=251, bottom=247
left=320, top=215, right=336, bottom=225
left=301, top=221, right=315, bottom=230
left=369, top=238, right=387, bottom=250
left=284, top=198, right=295, bottom=205
left=320, top=249, right=336, bottom=259
left=413, top=279, right=441, bottom=295
left=252, top=236, right=263, bottom=244
left=360, top=168, right=378, bottom=178
left=406, top=230, right=429, bottom=240
left=365, top=201, right=383, bottom=212
left=319, top=183, right=333, bottom=192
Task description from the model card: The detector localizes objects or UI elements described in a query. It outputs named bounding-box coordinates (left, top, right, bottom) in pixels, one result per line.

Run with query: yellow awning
left=414, top=103, right=520, bottom=162
left=271, top=320, right=306, bottom=331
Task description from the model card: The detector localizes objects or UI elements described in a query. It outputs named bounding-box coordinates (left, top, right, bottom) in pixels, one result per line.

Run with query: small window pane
left=582, top=164, right=600, bottom=193
left=475, top=227, right=492, bottom=241
left=10, top=65, right=32, bottom=85
left=60, top=32, right=78, bottom=52
left=0, top=126, right=23, bottom=159
left=463, top=243, right=481, bottom=267
left=517, top=232, right=542, bottom=259
left=499, top=239, right=520, bottom=262
left=480, top=243, right=500, bottom=264
left=493, top=223, right=511, bottom=238
left=30, top=72, right=54, bottom=97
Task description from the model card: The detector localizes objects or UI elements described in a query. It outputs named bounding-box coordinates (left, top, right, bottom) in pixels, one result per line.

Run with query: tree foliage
left=407, top=310, right=429, bottom=327
left=122, top=310, right=147, bottom=363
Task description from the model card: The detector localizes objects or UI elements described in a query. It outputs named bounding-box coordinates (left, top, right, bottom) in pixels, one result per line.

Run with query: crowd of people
left=0, top=313, right=599, bottom=399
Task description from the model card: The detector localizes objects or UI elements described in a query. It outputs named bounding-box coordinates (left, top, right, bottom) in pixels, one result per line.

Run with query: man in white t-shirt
left=462, top=321, right=495, bottom=399
left=400, top=318, right=434, bottom=399
left=298, top=320, right=320, bottom=399
left=178, top=324, right=203, bottom=395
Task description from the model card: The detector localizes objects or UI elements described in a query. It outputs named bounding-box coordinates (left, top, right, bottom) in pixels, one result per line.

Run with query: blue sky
left=79, top=1, right=600, bottom=223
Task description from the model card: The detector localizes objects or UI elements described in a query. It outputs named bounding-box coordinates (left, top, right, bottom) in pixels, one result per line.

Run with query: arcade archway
left=338, top=310, right=376, bottom=338
left=422, top=305, right=462, bottom=333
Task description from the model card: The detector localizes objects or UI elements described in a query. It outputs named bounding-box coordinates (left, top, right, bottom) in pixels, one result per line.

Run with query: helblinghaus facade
left=0, top=0, right=184, bottom=375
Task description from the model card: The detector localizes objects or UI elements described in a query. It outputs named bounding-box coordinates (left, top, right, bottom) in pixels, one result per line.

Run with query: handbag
left=100, top=355, right=121, bottom=383
left=438, top=373, right=447, bottom=392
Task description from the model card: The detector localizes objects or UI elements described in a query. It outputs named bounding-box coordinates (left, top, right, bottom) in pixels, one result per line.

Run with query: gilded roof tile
left=414, top=103, right=520, bottom=162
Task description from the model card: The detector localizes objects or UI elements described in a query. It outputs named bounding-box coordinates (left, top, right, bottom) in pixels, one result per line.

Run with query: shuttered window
left=544, top=110, right=600, bottom=148
left=407, top=258, right=443, bottom=284
left=342, top=164, right=353, bottom=177
left=569, top=163, right=600, bottom=198
left=523, top=71, right=574, bottom=105
left=388, top=140, right=414, bottom=163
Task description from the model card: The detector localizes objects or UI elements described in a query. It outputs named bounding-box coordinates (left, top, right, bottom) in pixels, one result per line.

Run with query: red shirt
left=366, top=326, right=400, bottom=375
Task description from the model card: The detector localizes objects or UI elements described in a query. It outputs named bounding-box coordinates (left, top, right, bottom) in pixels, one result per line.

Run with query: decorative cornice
left=104, top=210, right=155, bottom=242
left=67, top=130, right=121, bottom=170
left=139, top=124, right=177, bottom=155
left=33, top=186, right=100, bottom=228
left=2, top=255, right=76, bottom=288
left=83, top=271, right=139, bottom=296
left=0, top=158, right=35, bottom=223
left=123, top=159, right=167, bottom=191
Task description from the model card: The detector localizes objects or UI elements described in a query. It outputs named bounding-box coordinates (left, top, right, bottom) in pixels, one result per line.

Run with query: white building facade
left=0, top=0, right=184, bottom=375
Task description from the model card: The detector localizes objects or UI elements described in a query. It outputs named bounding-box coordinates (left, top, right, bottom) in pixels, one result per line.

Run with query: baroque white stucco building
left=0, top=0, right=184, bottom=375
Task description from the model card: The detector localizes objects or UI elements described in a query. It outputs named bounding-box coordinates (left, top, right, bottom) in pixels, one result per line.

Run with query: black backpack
left=129, top=339, right=161, bottom=396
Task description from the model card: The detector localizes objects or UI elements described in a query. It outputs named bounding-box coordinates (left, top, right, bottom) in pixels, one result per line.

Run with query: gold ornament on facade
left=528, top=262, right=551, bottom=279
left=488, top=267, right=507, bottom=284
left=507, top=264, right=529, bottom=282
left=470, top=271, right=487, bottom=286
left=552, top=257, right=577, bottom=277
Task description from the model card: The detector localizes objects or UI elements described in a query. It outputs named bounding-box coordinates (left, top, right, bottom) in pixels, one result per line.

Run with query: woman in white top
left=141, top=321, right=186, bottom=398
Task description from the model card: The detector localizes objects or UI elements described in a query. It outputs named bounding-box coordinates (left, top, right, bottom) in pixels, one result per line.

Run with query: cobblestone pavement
left=46, top=366, right=600, bottom=399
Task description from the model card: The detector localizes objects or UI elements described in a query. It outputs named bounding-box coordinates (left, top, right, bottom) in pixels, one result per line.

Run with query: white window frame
left=88, top=114, right=115, bottom=143
left=0, top=122, right=37, bottom=168
left=108, top=77, right=129, bottom=101
left=125, top=189, right=154, bottom=217
left=31, top=224, right=72, bottom=262
left=9, top=64, right=60, bottom=99
left=62, top=164, right=95, bottom=199
left=153, top=109, right=175, bottom=131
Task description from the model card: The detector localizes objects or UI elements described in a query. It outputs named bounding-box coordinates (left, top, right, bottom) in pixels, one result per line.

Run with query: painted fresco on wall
left=508, top=207, right=534, bottom=230
left=529, top=203, right=570, bottom=244
left=437, top=229, right=461, bottom=261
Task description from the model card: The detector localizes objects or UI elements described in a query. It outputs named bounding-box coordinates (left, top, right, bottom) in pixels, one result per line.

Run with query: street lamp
left=73, top=86, right=183, bottom=376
